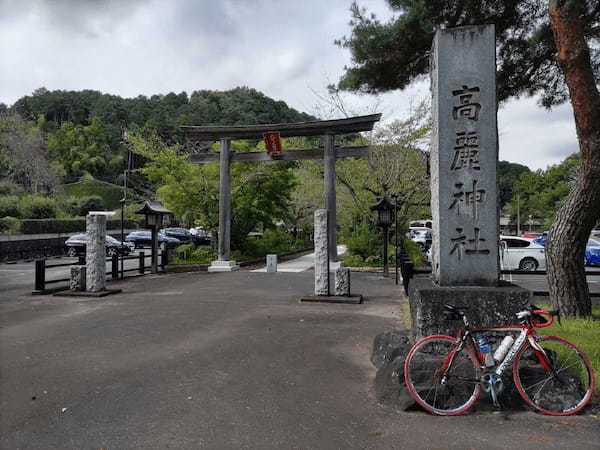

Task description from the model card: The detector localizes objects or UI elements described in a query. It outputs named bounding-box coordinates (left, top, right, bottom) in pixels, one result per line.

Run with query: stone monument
left=409, top=24, right=530, bottom=338
left=314, top=209, right=329, bottom=295
left=86, top=213, right=106, bottom=292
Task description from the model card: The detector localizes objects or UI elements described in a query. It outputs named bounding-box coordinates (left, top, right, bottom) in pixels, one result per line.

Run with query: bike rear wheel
left=513, top=335, right=595, bottom=415
left=404, top=335, right=482, bottom=415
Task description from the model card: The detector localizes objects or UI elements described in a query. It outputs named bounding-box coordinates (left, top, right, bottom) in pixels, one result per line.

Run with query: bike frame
left=444, top=310, right=556, bottom=380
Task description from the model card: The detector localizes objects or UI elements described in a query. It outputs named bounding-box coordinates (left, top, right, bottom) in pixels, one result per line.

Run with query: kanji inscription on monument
left=430, top=24, right=499, bottom=286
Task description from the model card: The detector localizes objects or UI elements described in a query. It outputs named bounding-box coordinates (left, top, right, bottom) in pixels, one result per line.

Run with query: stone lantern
left=136, top=200, right=173, bottom=273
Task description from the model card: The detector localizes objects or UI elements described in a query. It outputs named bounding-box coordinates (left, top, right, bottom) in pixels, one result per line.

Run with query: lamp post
left=136, top=200, right=173, bottom=273
left=371, top=196, right=394, bottom=277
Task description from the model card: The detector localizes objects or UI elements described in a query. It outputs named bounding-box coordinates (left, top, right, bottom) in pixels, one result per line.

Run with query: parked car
left=500, top=235, right=546, bottom=271
left=160, top=227, right=193, bottom=244
left=65, top=234, right=134, bottom=257
left=407, top=227, right=432, bottom=250
left=189, top=227, right=211, bottom=244
left=585, top=239, right=600, bottom=266
left=125, top=231, right=181, bottom=249
left=521, top=232, right=542, bottom=239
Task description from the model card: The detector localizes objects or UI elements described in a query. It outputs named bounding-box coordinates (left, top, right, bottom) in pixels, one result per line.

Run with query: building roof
left=135, top=200, right=172, bottom=215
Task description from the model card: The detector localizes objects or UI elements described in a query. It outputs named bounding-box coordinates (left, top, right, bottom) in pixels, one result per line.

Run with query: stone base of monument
left=408, top=276, right=532, bottom=339
left=300, top=294, right=363, bottom=304
left=54, top=288, right=122, bottom=298
left=208, top=260, right=240, bottom=272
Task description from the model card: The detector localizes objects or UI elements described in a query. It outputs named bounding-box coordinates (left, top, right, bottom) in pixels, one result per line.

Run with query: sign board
left=263, top=131, right=283, bottom=156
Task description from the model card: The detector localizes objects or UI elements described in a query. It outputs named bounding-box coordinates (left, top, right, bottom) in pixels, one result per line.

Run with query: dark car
left=65, top=234, right=134, bottom=257
left=125, top=231, right=181, bottom=249
left=160, top=227, right=193, bottom=244
left=190, top=227, right=211, bottom=245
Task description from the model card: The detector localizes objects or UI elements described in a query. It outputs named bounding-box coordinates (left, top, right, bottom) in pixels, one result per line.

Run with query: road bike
left=404, top=304, right=595, bottom=416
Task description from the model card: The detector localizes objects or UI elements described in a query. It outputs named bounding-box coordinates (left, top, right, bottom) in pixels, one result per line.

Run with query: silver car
left=500, top=236, right=546, bottom=271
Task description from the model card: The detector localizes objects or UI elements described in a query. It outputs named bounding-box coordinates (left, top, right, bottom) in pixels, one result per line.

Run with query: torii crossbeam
left=181, top=113, right=381, bottom=271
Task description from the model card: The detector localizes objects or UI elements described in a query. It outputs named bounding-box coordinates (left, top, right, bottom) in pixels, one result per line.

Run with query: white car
left=407, top=227, right=432, bottom=250
left=500, top=235, right=546, bottom=271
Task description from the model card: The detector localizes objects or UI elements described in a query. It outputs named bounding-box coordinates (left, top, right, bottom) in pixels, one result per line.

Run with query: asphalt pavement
left=1, top=270, right=598, bottom=449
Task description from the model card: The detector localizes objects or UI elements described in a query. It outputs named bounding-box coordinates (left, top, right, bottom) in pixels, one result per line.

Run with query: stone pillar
left=334, top=267, right=350, bottom=296
left=266, top=254, right=277, bottom=273
left=324, top=134, right=337, bottom=262
left=70, top=265, right=86, bottom=291
left=218, top=138, right=232, bottom=261
left=86, top=214, right=106, bottom=292
left=430, top=24, right=499, bottom=286
left=209, top=138, right=239, bottom=272
left=314, top=209, right=329, bottom=295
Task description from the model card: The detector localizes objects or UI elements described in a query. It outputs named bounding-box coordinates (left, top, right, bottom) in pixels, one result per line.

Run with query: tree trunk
left=546, top=0, right=600, bottom=317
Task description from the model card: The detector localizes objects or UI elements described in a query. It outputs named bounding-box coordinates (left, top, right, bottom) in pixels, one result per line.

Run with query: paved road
left=0, top=271, right=598, bottom=449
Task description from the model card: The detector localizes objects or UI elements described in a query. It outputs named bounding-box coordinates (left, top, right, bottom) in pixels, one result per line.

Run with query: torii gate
left=180, top=114, right=381, bottom=271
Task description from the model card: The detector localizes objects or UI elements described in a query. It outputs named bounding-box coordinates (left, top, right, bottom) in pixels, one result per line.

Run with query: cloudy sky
left=0, top=0, right=579, bottom=170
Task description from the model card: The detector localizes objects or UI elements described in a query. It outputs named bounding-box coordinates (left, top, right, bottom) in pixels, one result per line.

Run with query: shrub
left=404, top=239, right=424, bottom=266
left=342, top=254, right=364, bottom=267
left=0, top=216, right=20, bottom=234
left=19, top=195, right=58, bottom=219
left=342, top=220, right=383, bottom=260
left=20, top=218, right=139, bottom=234
left=78, top=195, right=106, bottom=216
left=0, top=195, right=21, bottom=218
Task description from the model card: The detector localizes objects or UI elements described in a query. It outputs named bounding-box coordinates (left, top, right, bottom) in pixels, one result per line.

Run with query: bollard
left=266, top=254, right=277, bottom=273
left=34, top=259, right=46, bottom=292
left=111, top=253, right=119, bottom=280
left=139, top=251, right=145, bottom=274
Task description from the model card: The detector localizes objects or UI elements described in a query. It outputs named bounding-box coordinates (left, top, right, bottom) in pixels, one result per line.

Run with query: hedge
left=21, top=218, right=139, bottom=235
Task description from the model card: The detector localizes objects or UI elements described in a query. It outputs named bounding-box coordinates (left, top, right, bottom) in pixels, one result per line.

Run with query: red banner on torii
left=263, top=131, right=283, bottom=156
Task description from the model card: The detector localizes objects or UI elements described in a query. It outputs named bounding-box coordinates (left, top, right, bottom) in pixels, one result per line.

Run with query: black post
left=161, top=248, right=168, bottom=270
left=34, top=259, right=45, bottom=292
left=120, top=199, right=125, bottom=279
left=383, top=225, right=389, bottom=277
left=151, top=225, right=158, bottom=274
left=394, top=198, right=399, bottom=285
left=139, top=251, right=145, bottom=274
left=111, top=253, right=119, bottom=280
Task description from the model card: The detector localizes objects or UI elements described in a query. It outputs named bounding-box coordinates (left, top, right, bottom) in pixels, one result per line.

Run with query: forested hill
left=10, top=86, right=313, bottom=139
left=2, top=87, right=314, bottom=185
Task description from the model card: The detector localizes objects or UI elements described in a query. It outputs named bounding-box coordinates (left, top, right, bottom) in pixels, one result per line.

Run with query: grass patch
left=541, top=304, right=600, bottom=394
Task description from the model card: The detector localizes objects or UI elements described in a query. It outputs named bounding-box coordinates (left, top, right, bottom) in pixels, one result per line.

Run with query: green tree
left=498, top=161, right=531, bottom=209
left=45, top=117, right=124, bottom=182
left=0, top=115, right=59, bottom=193
left=337, top=0, right=600, bottom=317
left=128, top=131, right=296, bottom=252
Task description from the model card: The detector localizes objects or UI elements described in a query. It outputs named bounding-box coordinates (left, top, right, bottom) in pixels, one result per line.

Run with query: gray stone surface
left=266, top=254, right=277, bottom=273
left=86, top=214, right=106, bottom=292
left=314, top=209, right=328, bottom=295
left=408, top=276, right=531, bottom=339
left=430, top=24, right=499, bottom=286
left=371, top=330, right=413, bottom=369
left=334, top=267, right=350, bottom=296
left=70, top=265, right=86, bottom=291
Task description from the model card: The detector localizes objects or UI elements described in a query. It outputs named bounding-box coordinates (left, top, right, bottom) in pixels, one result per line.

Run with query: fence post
left=111, top=253, right=119, bottom=279
left=34, top=259, right=46, bottom=292
left=161, top=249, right=168, bottom=270
left=139, top=251, right=145, bottom=275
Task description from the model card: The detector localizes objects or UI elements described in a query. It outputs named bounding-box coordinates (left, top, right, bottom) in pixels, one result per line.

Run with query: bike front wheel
left=513, top=335, right=595, bottom=415
left=404, top=335, right=482, bottom=415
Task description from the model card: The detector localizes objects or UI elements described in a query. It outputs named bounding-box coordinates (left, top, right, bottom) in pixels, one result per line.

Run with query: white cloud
left=0, top=0, right=579, bottom=170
